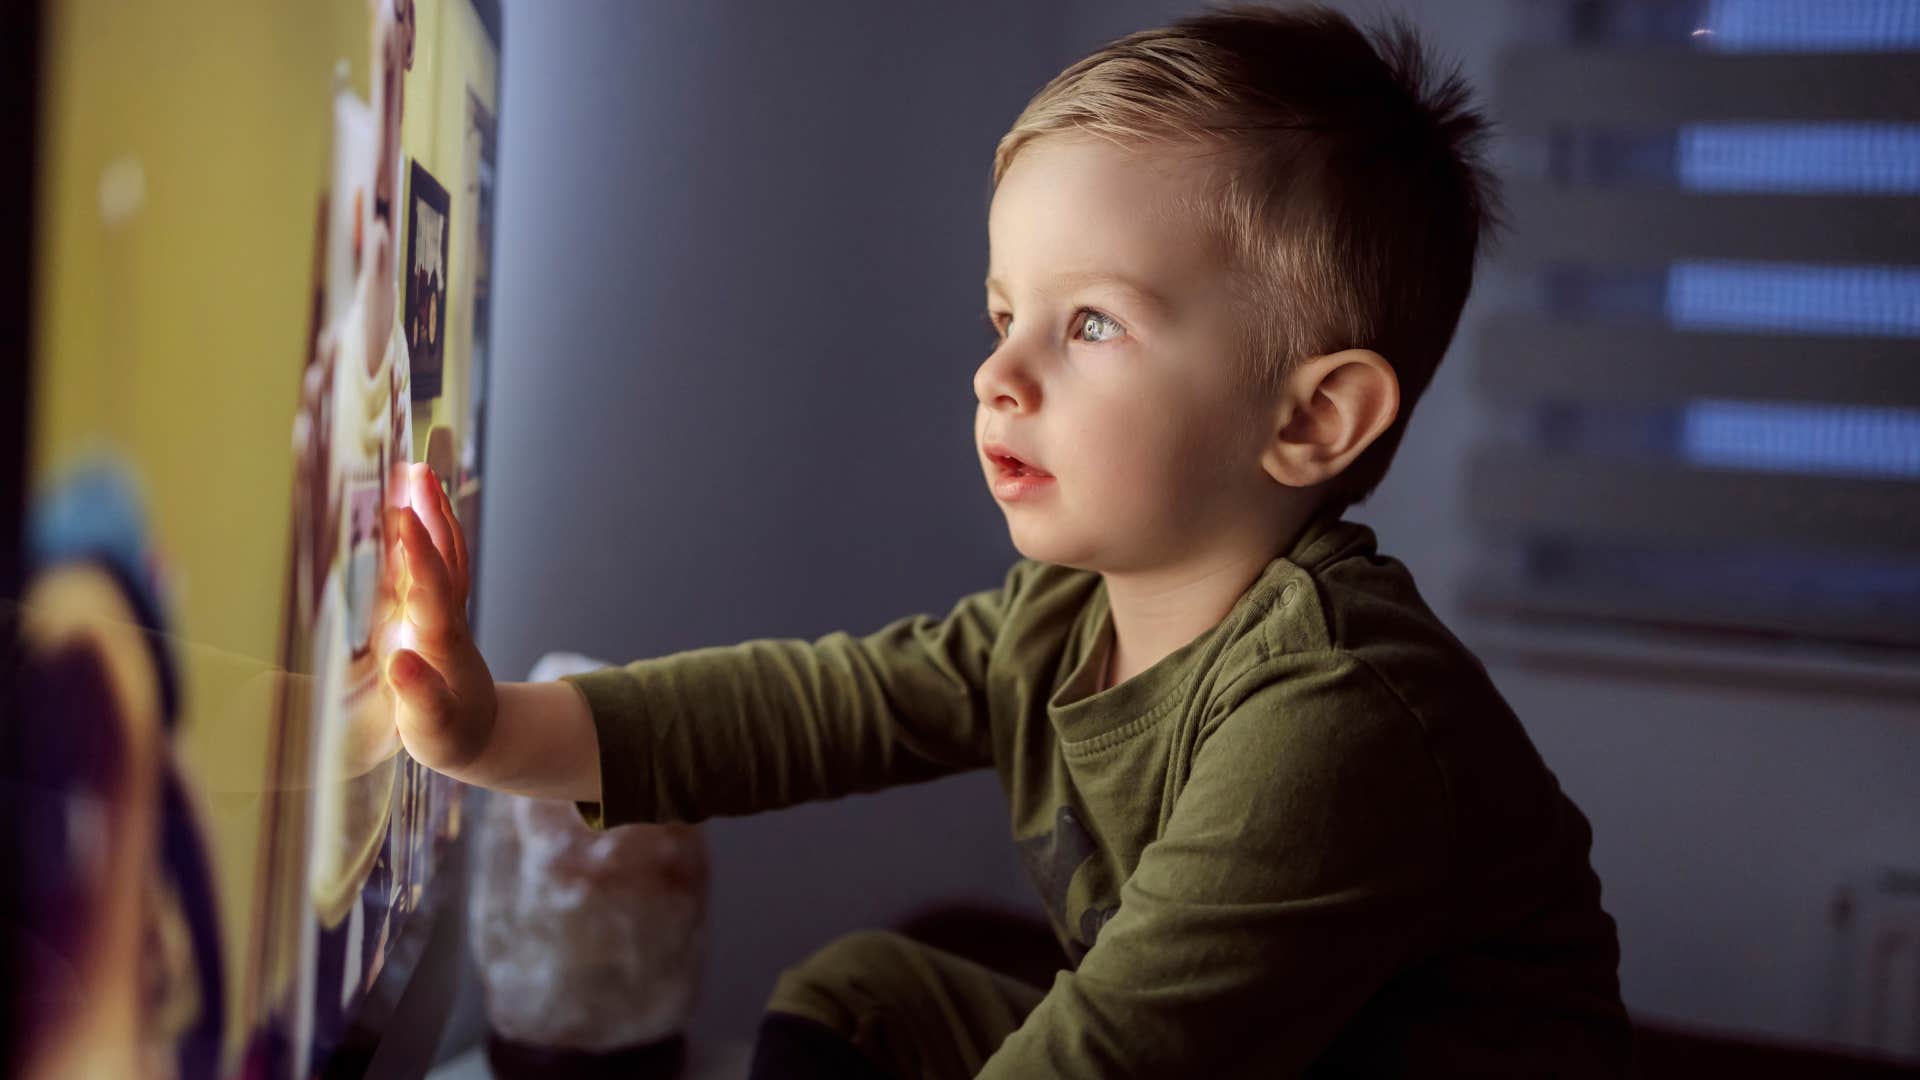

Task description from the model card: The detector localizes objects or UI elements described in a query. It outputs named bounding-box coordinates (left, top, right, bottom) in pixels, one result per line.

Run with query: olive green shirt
left=563, top=515, right=1632, bottom=1075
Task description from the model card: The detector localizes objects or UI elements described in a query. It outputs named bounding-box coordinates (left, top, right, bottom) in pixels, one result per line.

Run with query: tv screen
left=5, top=1, right=502, bottom=1076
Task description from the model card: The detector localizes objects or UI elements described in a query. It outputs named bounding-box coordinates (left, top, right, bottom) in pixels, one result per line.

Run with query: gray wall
left=463, top=0, right=1920, bottom=1055
left=472, top=0, right=1075, bottom=1049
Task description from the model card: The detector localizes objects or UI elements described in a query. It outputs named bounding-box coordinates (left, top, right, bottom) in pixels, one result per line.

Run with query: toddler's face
left=976, top=136, right=1276, bottom=573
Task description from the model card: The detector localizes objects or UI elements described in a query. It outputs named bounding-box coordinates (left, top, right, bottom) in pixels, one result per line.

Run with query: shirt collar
left=1282, top=510, right=1377, bottom=577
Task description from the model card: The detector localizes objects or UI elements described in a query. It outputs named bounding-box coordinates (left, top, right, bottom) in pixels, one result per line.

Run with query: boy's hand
left=381, top=461, right=497, bottom=777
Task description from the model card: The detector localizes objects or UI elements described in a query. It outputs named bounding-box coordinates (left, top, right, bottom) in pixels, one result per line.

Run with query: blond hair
left=992, top=3, right=1504, bottom=506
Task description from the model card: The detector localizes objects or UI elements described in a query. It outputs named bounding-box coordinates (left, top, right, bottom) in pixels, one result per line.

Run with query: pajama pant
left=757, top=929, right=1051, bottom=1079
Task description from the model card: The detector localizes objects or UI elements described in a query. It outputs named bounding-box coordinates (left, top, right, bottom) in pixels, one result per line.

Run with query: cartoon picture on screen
left=272, top=0, right=422, bottom=1068
left=19, top=0, right=501, bottom=1076
left=13, top=463, right=226, bottom=1080
left=406, top=161, right=450, bottom=401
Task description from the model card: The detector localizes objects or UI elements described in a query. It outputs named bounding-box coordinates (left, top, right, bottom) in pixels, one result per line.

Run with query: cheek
left=1065, top=395, right=1190, bottom=495
left=1086, top=389, right=1248, bottom=510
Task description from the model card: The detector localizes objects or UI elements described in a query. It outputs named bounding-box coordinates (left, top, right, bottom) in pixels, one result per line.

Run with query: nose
left=972, top=340, right=1040, bottom=413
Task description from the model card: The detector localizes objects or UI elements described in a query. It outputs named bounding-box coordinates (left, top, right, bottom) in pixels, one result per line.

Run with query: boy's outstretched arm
left=557, top=562, right=1022, bottom=829
left=382, top=462, right=1021, bottom=822
left=380, top=462, right=599, bottom=804
left=471, top=680, right=603, bottom=802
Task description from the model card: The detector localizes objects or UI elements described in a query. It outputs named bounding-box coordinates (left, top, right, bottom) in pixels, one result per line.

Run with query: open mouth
left=989, top=451, right=1051, bottom=478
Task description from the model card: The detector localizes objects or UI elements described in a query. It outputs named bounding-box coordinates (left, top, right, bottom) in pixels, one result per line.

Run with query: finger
left=405, top=582, right=455, bottom=639
left=423, top=463, right=467, bottom=599
left=372, top=584, right=409, bottom=660
left=410, top=463, right=459, bottom=582
left=388, top=505, right=452, bottom=611
left=369, top=561, right=402, bottom=627
left=387, top=647, right=456, bottom=731
left=435, top=470, right=470, bottom=599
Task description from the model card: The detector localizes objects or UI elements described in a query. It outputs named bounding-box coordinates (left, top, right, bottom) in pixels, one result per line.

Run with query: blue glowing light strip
left=1666, top=260, right=1920, bottom=336
left=1677, top=124, right=1920, bottom=194
left=1699, top=0, right=1920, bottom=52
left=1680, top=399, right=1920, bottom=478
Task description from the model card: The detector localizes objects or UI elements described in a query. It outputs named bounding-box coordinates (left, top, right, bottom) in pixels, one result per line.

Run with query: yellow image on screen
left=14, top=1, right=500, bottom=1076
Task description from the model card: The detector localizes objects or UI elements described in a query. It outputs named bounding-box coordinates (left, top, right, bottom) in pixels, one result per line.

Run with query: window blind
left=1465, top=0, right=1920, bottom=654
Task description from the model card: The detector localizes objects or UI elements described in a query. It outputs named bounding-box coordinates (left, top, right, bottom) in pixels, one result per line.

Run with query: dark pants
left=747, top=930, right=1048, bottom=1080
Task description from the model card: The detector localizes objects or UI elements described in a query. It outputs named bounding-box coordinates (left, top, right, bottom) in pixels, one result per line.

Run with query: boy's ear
left=1259, top=348, right=1400, bottom=489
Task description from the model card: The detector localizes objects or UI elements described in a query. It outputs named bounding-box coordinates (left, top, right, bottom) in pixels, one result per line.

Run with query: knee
left=805, top=929, right=918, bottom=972
left=767, top=929, right=921, bottom=1018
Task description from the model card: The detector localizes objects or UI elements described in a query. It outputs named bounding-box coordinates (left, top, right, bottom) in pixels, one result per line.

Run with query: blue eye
left=981, top=309, right=1122, bottom=347
left=1076, top=309, right=1122, bottom=344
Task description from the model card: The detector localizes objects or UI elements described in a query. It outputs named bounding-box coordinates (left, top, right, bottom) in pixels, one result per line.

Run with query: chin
left=1003, top=519, right=1099, bottom=571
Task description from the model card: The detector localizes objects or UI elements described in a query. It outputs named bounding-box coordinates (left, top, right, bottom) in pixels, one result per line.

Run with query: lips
left=984, top=441, right=1051, bottom=478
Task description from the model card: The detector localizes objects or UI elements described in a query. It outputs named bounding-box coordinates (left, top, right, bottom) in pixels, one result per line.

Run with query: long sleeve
left=562, top=563, right=1030, bottom=830
left=978, top=658, right=1454, bottom=1078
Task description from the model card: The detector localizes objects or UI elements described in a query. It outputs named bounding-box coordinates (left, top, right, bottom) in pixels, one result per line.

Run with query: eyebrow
left=983, top=270, right=1173, bottom=321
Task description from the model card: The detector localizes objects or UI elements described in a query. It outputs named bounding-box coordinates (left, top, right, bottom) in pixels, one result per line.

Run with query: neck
left=1098, top=501, right=1326, bottom=689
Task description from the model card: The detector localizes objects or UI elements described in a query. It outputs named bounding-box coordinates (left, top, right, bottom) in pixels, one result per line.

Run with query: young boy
left=379, top=4, right=1633, bottom=1076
